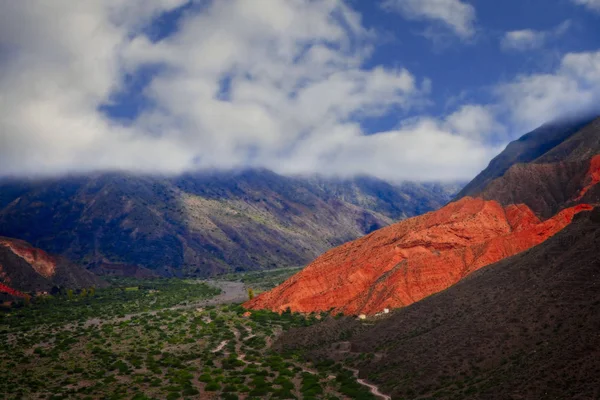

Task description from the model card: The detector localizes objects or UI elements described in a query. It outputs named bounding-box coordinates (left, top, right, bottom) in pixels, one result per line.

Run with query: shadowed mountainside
left=0, top=170, right=459, bottom=277
left=456, top=116, right=597, bottom=200
left=276, top=207, right=600, bottom=399
left=474, top=118, right=600, bottom=218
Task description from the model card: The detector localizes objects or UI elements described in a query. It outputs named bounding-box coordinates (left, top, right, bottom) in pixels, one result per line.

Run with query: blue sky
left=0, top=0, right=599, bottom=181
left=359, top=0, right=600, bottom=117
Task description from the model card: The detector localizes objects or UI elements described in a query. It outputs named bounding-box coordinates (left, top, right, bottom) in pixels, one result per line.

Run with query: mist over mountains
left=0, top=170, right=460, bottom=277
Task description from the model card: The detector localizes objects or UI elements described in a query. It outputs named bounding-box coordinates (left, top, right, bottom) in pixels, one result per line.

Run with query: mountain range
left=0, top=171, right=460, bottom=277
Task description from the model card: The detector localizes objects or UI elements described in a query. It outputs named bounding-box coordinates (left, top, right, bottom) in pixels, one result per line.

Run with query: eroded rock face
left=245, top=197, right=594, bottom=315
left=0, top=237, right=104, bottom=297
left=246, top=116, right=600, bottom=316
left=576, top=155, right=600, bottom=200
left=0, top=281, right=27, bottom=298
left=0, top=238, right=57, bottom=278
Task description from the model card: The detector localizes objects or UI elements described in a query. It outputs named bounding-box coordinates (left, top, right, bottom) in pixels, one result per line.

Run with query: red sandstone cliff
left=0, top=238, right=57, bottom=278
left=245, top=197, right=593, bottom=315
left=0, top=282, right=27, bottom=299
left=0, top=237, right=104, bottom=297
left=246, top=117, right=600, bottom=315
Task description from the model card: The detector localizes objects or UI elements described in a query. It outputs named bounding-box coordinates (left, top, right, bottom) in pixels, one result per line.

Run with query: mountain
left=275, top=207, right=600, bottom=399
left=0, top=237, right=105, bottom=299
left=461, top=117, right=600, bottom=218
left=0, top=170, right=459, bottom=277
left=455, top=116, right=596, bottom=201
left=246, top=198, right=592, bottom=314
left=245, top=116, right=600, bottom=315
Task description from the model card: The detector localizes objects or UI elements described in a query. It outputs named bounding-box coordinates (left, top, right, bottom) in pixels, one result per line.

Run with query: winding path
left=349, top=368, right=392, bottom=400
left=212, top=340, right=228, bottom=353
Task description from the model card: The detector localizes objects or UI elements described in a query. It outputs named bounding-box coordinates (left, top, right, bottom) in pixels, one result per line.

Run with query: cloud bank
left=497, top=51, right=600, bottom=129
left=0, top=0, right=598, bottom=182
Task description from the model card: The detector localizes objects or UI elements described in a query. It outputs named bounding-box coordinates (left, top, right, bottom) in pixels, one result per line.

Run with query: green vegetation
left=0, top=278, right=380, bottom=399
left=1, top=278, right=221, bottom=332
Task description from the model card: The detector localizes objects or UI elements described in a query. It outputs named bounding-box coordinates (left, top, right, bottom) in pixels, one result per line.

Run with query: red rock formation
left=245, top=198, right=594, bottom=315
left=0, top=237, right=104, bottom=294
left=0, top=238, right=57, bottom=278
left=0, top=281, right=27, bottom=299
left=576, top=155, right=600, bottom=200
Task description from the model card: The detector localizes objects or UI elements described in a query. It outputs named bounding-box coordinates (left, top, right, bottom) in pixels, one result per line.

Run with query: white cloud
left=272, top=116, right=500, bottom=181
left=571, top=0, right=600, bottom=12
left=0, top=0, right=194, bottom=176
left=444, top=105, right=505, bottom=142
left=501, top=30, right=547, bottom=51
left=497, top=50, right=600, bottom=130
left=381, top=0, right=476, bottom=39
left=0, top=0, right=498, bottom=182
left=501, top=21, right=571, bottom=52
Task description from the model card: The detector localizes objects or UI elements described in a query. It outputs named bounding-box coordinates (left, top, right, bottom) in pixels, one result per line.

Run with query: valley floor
left=0, top=278, right=386, bottom=400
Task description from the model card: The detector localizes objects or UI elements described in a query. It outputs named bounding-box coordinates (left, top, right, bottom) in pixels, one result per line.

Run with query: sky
left=0, top=0, right=599, bottom=182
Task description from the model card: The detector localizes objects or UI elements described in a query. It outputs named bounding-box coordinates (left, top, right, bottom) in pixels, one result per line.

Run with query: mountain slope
left=473, top=118, right=600, bottom=218
left=246, top=117, right=600, bottom=315
left=0, top=170, right=458, bottom=277
left=0, top=237, right=105, bottom=298
left=246, top=198, right=592, bottom=314
left=456, top=116, right=596, bottom=200
left=276, top=207, right=600, bottom=399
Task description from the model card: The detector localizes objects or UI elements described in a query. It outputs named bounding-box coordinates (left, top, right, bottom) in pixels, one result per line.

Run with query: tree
left=67, top=289, right=73, bottom=300
left=247, top=288, right=255, bottom=300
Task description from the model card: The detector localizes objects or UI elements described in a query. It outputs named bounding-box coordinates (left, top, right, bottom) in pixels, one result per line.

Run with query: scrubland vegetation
left=0, top=278, right=380, bottom=399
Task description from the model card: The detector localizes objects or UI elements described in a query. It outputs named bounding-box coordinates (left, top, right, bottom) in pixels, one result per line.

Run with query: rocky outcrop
left=0, top=237, right=105, bottom=297
left=245, top=197, right=593, bottom=315
left=0, top=237, right=57, bottom=278
left=576, top=155, right=600, bottom=200
left=0, top=282, right=27, bottom=299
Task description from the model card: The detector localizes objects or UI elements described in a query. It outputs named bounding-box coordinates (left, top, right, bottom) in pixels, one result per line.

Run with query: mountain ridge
left=0, top=170, right=459, bottom=277
left=456, top=116, right=598, bottom=200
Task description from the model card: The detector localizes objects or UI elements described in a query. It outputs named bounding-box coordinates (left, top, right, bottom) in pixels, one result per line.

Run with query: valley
left=1, top=116, right=599, bottom=399
left=0, top=277, right=386, bottom=400
left=2, top=116, right=599, bottom=400
left=2, top=2, right=600, bottom=399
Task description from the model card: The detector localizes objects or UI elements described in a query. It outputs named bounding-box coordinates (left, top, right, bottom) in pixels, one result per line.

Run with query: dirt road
left=349, top=368, right=391, bottom=400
